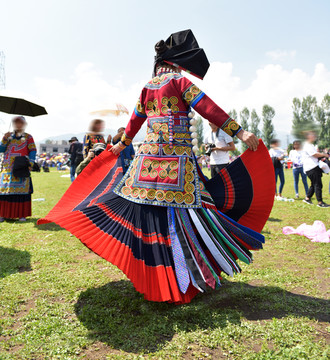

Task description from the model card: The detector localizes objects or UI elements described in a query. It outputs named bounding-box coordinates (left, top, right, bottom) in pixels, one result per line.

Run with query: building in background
left=39, top=140, right=70, bottom=154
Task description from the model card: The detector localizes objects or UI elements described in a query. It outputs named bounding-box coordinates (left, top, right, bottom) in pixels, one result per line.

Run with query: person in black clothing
left=68, top=137, right=83, bottom=182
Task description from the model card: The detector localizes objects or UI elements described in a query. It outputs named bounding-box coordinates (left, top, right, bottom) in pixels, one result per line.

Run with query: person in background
left=204, top=122, right=236, bottom=178
left=0, top=116, right=36, bottom=222
left=112, top=127, right=135, bottom=174
left=76, top=143, right=106, bottom=176
left=269, top=139, right=285, bottom=200
left=106, top=134, right=112, bottom=145
left=302, top=131, right=329, bottom=207
left=289, top=140, right=309, bottom=199
left=83, top=119, right=106, bottom=158
left=68, top=137, right=83, bottom=182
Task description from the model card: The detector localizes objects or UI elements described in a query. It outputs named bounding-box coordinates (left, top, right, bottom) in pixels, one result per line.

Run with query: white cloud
left=1, top=61, right=329, bottom=145
left=0, top=62, right=146, bottom=142
left=266, top=49, right=296, bottom=61
left=191, top=61, right=330, bottom=136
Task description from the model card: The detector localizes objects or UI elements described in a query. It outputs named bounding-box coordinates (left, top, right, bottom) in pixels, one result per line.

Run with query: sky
left=0, top=0, right=330, bottom=144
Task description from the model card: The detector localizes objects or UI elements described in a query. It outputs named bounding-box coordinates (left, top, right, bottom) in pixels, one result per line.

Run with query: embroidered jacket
left=82, top=133, right=106, bottom=158
left=0, top=133, right=36, bottom=195
left=114, top=71, right=242, bottom=208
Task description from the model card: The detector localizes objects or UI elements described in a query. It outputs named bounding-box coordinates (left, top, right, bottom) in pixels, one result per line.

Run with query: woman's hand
left=236, top=129, right=259, bottom=151
left=2, top=132, right=11, bottom=141
left=110, top=143, right=125, bottom=155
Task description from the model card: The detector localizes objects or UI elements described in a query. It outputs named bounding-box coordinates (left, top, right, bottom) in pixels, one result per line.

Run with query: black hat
left=69, top=137, right=78, bottom=143
left=153, top=29, right=210, bottom=80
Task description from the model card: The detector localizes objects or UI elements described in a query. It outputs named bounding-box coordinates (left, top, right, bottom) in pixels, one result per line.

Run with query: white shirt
left=288, top=149, right=304, bottom=168
left=269, top=148, right=285, bottom=163
left=204, top=129, right=233, bottom=165
left=302, top=142, right=319, bottom=172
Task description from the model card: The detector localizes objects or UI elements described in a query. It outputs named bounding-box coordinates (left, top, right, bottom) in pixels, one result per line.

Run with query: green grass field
left=0, top=168, right=329, bottom=359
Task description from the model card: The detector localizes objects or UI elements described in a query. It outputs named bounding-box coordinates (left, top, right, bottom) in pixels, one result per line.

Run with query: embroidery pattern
left=182, top=84, right=205, bottom=107
left=121, top=132, right=132, bottom=146
left=145, top=73, right=183, bottom=90
left=222, top=118, right=241, bottom=136
left=134, top=100, right=147, bottom=118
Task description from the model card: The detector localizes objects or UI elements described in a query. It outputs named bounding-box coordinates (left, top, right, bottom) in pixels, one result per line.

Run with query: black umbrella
left=0, top=95, right=47, bottom=117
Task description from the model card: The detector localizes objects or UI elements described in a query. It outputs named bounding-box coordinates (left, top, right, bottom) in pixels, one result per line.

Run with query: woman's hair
left=89, top=119, right=104, bottom=132
left=12, top=115, right=27, bottom=124
left=270, top=139, right=280, bottom=145
left=293, top=140, right=301, bottom=147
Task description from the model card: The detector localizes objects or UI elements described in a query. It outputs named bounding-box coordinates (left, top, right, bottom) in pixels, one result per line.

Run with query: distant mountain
left=39, top=126, right=147, bottom=143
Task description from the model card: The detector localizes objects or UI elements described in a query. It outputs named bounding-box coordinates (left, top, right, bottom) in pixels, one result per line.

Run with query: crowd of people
left=269, top=133, right=330, bottom=207
left=1, top=116, right=329, bottom=222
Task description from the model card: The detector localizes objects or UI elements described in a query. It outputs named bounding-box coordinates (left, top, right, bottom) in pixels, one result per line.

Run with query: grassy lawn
left=0, top=168, right=329, bottom=359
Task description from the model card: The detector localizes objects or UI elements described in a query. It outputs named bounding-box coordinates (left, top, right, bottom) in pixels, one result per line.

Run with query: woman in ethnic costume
left=82, top=119, right=106, bottom=158
left=39, top=30, right=275, bottom=304
left=0, top=116, right=36, bottom=222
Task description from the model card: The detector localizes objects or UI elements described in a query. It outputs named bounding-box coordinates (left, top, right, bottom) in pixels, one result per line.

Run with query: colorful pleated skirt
left=0, top=193, right=32, bottom=219
left=38, top=141, right=275, bottom=304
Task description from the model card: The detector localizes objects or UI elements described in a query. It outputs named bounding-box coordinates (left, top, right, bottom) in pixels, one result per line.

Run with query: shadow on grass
left=35, top=222, right=64, bottom=232
left=0, top=246, right=31, bottom=278
left=74, top=279, right=329, bottom=353
left=268, top=218, right=282, bottom=222
left=3, top=217, right=64, bottom=231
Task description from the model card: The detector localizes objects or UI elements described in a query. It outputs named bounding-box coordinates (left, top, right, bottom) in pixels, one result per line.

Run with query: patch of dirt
left=182, top=345, right=227, bottom=359
left=248, top=279, right=264, bottom=286
left=76, top=252, right=100, bottom=261
left=314, top=322, right=330, bottom=343
left=78, top=342, right=125, bottom=359
left=10, top=298, right=36, bottom=331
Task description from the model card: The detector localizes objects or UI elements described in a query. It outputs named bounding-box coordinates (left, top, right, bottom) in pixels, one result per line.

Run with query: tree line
left=195, top=104, right=276, bottom=154
left=227, top=105, right=276, bottom=150
left=196, top=93, right=330, bottom=155
left=292, top=94, right=330, bottom=148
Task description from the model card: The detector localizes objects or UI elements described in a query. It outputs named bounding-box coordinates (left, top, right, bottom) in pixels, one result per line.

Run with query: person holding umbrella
left=0, top=116, right=36, bottom=222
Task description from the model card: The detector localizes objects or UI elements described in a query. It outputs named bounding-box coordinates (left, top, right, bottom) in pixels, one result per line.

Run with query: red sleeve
left=121, top=88, right=148, bottom=146
left=176, top=77, right=242, bottom=137
left=27, top=135, right=37, bottom=153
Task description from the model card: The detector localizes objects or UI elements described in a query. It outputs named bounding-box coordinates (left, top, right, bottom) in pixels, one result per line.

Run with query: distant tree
left=292, top=95, right=317, bottom=139
left=228, top=109, right=238, bottom=144
left=196, top=116, right=204, bottom=154
left=250, top=109, right=261, bottom=138
left=262, top=105, right=276, bottom=148
left=45, top=139, right=52, bottom=144
left=240, top=107, right=250, bottom=151
left=228, top=109, right=238, bottom=121
left=316, top=94, right=330, bottom=147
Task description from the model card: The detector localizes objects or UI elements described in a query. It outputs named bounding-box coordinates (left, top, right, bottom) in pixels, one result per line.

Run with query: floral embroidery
left=120, top=132, right=132, bottom=146
left=182, top=84, right=205, bottom=107
left=222, top=118, right=242, bottom=136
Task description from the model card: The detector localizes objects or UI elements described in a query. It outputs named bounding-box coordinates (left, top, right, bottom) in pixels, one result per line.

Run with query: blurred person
left=0, top=116, right=36, bottom=222
left=106, top=134, right=112, bottom=145
left=288, top=140, right=309, bottom=198
left=83, top=119, right=106, bottom=158
left=68, top=136, right=83, bottom=182
left=204, top=122, right=235, bottom=177
left=76, top=143, right=106, bottom=175
left=302, top=131, right=329, bottom=207
left=269, top=139, right=285, bottom=199
left=112, top=127, right=135, bottom=174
